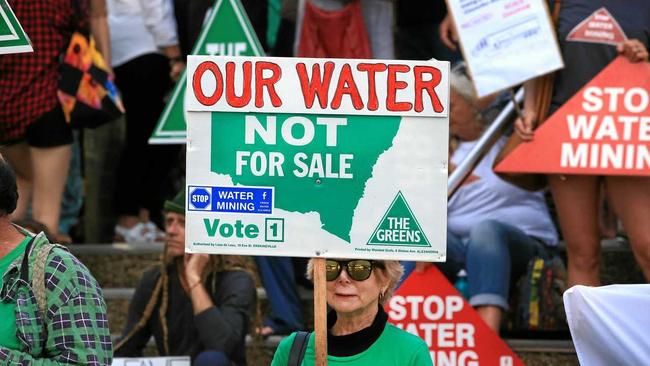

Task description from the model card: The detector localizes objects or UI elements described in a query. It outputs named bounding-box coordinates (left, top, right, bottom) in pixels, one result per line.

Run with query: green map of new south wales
left=210, top=112, right=401, bottom=242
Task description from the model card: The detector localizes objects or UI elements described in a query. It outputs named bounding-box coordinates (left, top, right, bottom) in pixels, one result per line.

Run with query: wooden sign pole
left=313, top=257, right=328, bottom=366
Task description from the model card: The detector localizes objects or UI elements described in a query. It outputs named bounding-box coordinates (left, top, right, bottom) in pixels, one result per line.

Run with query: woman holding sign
left=271, top=259, right=432, bottom=365
left=515, top=1, right=650, bottom=286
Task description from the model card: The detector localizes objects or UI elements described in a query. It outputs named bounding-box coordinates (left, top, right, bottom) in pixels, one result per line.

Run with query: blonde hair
left=306, top=259, right=404, bottom=306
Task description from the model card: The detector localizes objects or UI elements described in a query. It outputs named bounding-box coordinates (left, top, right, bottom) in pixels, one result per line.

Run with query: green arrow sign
left=149, top=0, right=264, bottom=144
left=0, top=0, right=33, bottom=54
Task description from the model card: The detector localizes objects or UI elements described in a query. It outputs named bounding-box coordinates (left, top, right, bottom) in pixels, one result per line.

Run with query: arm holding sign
left=617, top=39, right=649, bottom=63
left=439, top=14, right=459, bottom=51
left=515, top=39, right=649, bottom=140
left=514, top=78, right=542, bottom=141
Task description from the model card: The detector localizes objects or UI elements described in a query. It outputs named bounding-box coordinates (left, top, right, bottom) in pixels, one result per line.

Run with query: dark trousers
left=113, top=54, right=180, bottom=226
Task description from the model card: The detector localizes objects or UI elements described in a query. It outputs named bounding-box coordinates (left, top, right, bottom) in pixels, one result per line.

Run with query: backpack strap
left=19, top=238, right=66, bottom=318
left=288, top=331, right=311, bottom=366
left=19, top=237, right=37, bottom=283
left=32, top=244, right=62, bottom=317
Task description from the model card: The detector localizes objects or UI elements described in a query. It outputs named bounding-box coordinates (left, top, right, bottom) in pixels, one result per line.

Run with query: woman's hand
left=184, top=253, right=210, bottom=285
left=439, top=14, right=459, bottom=51
left=514, top=109, right=538, bottom=141
left=617, top=39, right=649, bottom=63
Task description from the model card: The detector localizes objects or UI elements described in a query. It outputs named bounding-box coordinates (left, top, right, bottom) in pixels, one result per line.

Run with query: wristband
left=188, top=281, right=202, bottom=291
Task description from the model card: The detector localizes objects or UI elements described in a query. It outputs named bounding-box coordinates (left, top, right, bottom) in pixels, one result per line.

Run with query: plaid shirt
left=0, top=230, right=112, bottom=365
left=0, top=0, right=88, bottom=144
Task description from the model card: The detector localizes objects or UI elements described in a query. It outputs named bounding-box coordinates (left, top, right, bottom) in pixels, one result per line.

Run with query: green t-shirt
left=0, top=236, right=29, bottom=350
left=271, top=323, right=433, bottom=366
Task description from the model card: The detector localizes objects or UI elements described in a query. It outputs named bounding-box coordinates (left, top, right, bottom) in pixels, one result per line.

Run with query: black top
left=115, top=263, right=256, bottom=365
left=551, top=0, right=650, bottom=113
left=326, top=306, right=389, bottom=357
left=397, top=0, right=448, bottom=26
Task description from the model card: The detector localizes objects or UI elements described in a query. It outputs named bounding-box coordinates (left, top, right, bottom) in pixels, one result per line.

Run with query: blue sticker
left=188, top=185, right=273, bottom=214
left=188, top=187, right=211, bottom=210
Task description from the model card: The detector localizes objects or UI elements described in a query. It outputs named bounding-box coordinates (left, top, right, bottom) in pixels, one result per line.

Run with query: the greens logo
left=367, top=191, right=430, bottom=247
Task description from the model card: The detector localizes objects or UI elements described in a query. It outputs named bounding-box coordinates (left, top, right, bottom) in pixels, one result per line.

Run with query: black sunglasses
left=325, top=260, right=384, bottom=282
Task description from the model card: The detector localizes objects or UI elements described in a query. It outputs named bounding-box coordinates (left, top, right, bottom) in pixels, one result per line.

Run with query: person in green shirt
left=272, top=258, right=432, bottom=365
left=0, top=157, right=112, bottom=365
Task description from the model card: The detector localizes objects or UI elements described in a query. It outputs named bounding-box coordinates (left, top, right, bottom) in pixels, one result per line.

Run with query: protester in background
left=172, top=0, right=268, bottom=57
left=55, top=0, right=112, bottom=244
left=295, top=0, right=395, bottom=59
left=395, top=0, right=460, bottom=63
left=271, top=0, right=298, bottom=56
left=272, top=259, right=431, bottom=365
left=108, top=0, right=184, bottom=242
left=114, top=189, right=256, bottom=366
left=0, top=0, right=90, bottom=242
left=417, top=65, right=559, bottom=332
left=0, top=157, right=112, bottom=364
left=515, top=1, right=650, bottom=285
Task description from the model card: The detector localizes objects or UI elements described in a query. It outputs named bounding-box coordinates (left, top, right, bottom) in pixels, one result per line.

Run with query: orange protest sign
left=495, top=56, right=650, bottom=176
left=386, top=267, right=524, bottom=366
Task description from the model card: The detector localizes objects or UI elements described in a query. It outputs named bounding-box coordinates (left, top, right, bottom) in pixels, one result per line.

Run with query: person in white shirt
left=417, top=64, right=559, bottom=333
left=107, top=0, right=185, bottom=242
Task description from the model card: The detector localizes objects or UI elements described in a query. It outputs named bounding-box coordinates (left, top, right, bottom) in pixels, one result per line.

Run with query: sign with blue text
left=185, top=56, right=449, bottom=261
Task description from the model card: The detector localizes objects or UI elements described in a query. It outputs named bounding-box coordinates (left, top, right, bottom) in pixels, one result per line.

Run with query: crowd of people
left=1, top=0, right=649, bottom=365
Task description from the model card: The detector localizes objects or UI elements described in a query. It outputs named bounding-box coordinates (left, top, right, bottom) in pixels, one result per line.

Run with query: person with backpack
left=0, top=157, right=112, bottom=364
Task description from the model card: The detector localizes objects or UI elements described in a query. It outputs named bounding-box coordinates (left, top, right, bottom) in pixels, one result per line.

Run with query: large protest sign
left=149, top=0, right=263, bottom=144
left=185, top=56, right=449, bottom=261
left=387, top=267, right=524, bottom=366
left=496, top=57, right=650, bottom=176
left=446, top=0, right=563, bottom=97
left=0, top=0, right=32, bottom=54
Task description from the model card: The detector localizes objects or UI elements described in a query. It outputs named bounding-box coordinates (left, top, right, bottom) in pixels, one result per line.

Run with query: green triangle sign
left=149, top=0, right=264, bottom=144
left=367, top=191, right=431, bottom=247
left=0, top=0, right=33, bottom=55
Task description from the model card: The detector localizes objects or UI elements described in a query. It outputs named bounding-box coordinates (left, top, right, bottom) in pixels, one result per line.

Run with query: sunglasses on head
left=325, top=260, right=384, bottom=282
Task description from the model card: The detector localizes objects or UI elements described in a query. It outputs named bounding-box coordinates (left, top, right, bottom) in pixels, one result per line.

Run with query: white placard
left=185, top=56, right=449, bottom=261
left=112, top=357, right=190, bottom=366
left=447, top=0, right=563, bottom=97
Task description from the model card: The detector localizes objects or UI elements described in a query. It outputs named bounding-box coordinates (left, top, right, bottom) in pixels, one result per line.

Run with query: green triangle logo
left=367, top=191, right=431, bottom=247
left=149, top=0, right=264, bottom=144
left=0, top=1, right=33, bottom=54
